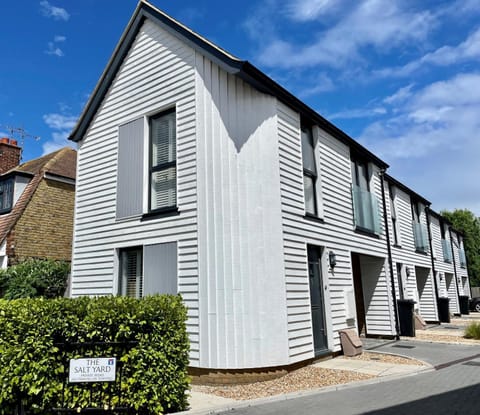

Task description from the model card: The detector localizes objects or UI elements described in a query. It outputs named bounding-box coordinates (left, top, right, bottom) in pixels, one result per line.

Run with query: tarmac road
left=216, top=341, right=480, bottom=415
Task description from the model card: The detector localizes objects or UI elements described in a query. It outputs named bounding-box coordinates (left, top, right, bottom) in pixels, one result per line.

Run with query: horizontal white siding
left=429, top=215, right=461, bottom=313
left=277, top=101, right=394, bottom=363
left=195, top=54, right=288, bottom=369
left=71, top=20, right=200, bottom=365
left=385, top=185, right=437, bottom=321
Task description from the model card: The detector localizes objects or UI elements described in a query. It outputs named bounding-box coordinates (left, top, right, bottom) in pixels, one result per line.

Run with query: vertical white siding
left=277, top=101, right=395, bottom=363
left=71, top=20, right=201, bottom=365
left=195, top=54, right=289, bottom=369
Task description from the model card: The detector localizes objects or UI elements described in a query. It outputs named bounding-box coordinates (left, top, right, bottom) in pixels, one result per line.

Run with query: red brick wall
left=0, top=139, right=21, bottom=174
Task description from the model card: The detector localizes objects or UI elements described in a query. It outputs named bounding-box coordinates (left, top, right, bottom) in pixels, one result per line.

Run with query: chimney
left=0, top=138, right=21, bottom=174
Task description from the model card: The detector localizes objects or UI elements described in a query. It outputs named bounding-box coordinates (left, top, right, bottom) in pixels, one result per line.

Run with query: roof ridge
left=41, top=147, right=70, bottom=173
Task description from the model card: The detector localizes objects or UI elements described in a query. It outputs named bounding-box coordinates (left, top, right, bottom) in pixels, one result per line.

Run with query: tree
left=441, top=209, right=480, bottom=287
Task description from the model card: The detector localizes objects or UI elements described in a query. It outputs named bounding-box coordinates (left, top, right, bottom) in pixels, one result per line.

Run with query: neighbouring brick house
left=0, top=138, right=76, bottom=267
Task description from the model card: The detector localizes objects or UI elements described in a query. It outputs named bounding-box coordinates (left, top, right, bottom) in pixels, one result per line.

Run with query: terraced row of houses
left=68, top=1, right=472, bottom=371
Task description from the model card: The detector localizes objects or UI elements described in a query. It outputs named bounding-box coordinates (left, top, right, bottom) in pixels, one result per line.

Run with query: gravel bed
left=192, top=366, right=373, bottom=400
left=414, top=331, right=480, bottom=344
left=345, top=351, right=426, bottom=366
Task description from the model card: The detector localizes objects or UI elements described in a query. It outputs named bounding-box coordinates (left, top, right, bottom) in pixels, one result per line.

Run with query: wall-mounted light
left=405, top=266, right=411, bottom=278
left=329, top=251, right=337, bottom=269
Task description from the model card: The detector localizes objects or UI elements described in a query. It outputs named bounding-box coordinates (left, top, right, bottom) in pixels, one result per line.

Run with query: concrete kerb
left=177, top=362, right=433, bottom=415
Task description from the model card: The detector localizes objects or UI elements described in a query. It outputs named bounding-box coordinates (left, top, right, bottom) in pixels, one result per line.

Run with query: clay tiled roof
left=0, top=147, right=77, bottom=245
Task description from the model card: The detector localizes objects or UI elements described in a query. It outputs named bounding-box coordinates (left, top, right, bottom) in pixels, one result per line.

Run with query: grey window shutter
left=116, top=118, right=144, bottom=219
left=143, top=242, right=177, bottom=295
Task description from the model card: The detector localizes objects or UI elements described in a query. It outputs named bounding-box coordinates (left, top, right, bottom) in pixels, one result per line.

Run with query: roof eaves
left=385, top=173, right=431, bottom=206
left=239, top=62, right=388, bottom=168
left=69, top=1, right=244, bottom=143
left=68, top=1, right=389, bottom=169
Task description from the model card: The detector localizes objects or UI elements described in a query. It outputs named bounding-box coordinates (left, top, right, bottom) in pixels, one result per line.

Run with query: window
left=149, top=109, right=176, bottom=212
left=412, top=201, right=428, bottom=253
left=351, top=159, right=369, bottom=191
left=301, top=126, right=317, bottom=216
left=0, top=178, right=13, bottom=213
left=350, top=156, right=381, bottom=234
left=118, top=243, right=178, bottom=298
left=389, top=184, right=401, bottom=246
left=119, top=247, right=143, bottom=298
left=440, top=222, right=452, bottom=262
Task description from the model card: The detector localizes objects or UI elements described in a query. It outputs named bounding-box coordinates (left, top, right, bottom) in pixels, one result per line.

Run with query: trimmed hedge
left=0, top=295, right=190, bottom=414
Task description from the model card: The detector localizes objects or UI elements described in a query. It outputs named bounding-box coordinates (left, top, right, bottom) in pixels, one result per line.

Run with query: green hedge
left=0, top=295, right=190, bottom=414
left=0, top=258, right=70, bottom=299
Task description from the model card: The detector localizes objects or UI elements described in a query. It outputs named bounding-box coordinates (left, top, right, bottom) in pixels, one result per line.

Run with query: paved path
left=215, top=341, right=480, bottom=415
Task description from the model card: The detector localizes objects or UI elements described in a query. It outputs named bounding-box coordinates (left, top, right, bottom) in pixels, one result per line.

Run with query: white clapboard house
left=68, top=0, right=470, bottom=370
left=383, top=175, right=438, bottom=323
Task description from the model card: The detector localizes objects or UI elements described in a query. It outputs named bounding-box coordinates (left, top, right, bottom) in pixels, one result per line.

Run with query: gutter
left=379, top=169, right=400, bottom=340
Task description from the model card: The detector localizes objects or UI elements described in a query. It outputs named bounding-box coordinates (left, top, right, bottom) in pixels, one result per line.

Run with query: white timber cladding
left=429, top=215, right=456, bottom=301
left=452, top=231, right=470, bottom=297
left=277, top=101, right=395, bottom=363
left=195, top=53, right=289, bottom=369
left=70, top=20, right=201, bottom=365
left=429, top=215, right=460, bottom=313
left=384, top=185, right=438, bottom=321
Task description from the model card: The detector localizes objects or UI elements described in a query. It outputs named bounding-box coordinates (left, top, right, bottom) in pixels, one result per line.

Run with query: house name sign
left=69, top=358, right=116, bottom=383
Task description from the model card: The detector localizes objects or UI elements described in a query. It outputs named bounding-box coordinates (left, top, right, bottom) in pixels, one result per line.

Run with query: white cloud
left=297, top=72, right=335, bottom=97
left=40, top=1, right=70, bottom=21
left=257, top=0, right=435, bottom=69
left=328, top=106, right=386, bottom=120
left=45, top=42, right=64, bottom=57
left=42, top=112, right=77, bottom=154
left=43, top=113, right=77, bottom=130
left=359, top=72, right=480, bottom=214
left=383, top=84, right=414, bottom=105
left=374, top=27, right=480, bottom=78
left=45, top=35, right=66, bottom=57
left=285, top=0, right=343, bottom=21
left=42, top=131, right=72, bottom=154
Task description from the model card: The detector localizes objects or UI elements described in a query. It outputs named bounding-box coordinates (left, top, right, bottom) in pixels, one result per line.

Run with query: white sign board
left=69, top=358, right=116, bottom=383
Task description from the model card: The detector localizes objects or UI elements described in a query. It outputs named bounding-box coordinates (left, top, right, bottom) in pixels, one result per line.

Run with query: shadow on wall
left=204, top=69, right=277, bottom=153
left=359, top=255, right=386, bottom=311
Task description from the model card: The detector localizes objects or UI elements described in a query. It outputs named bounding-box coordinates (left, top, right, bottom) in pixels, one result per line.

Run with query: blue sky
left=1, top=0, right=479, bottom=214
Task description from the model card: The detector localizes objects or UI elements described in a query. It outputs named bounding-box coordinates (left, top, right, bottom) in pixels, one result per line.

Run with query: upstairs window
left=389, top=184, right=401, bottom=246
left=301, top=126, right=318, bottom=216
left=0, top=178, right=14, bottom=214
left=351, top=159, right=369, bottom=191
left=412, top=201, right=428, bottom=253
left=150, top=109, right=176, bottom=212
left=350, top=157, right=381, bottom=234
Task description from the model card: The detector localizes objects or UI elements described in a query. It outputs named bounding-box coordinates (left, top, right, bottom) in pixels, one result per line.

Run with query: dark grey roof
left=68, top=1, right=388, bottom=168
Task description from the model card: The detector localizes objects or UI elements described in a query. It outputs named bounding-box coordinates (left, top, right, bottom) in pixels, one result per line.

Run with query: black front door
left=308, top=245, right=328, bottom=355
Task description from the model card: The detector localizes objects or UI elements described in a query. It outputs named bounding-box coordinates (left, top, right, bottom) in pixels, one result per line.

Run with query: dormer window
left=0, top=178, right=13, bottom=213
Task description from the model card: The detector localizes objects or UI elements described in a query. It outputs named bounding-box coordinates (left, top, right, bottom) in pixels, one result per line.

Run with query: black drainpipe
left=379, top=170, right=400, bottom=339
left=448, top=227, right=462, bottom=315
left=425, top=207, right=440, bottom=321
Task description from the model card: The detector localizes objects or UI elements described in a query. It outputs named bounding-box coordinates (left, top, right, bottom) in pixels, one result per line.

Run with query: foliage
left=441, top=209, right=480, bottom=287
left=0, top=258, right=70, bottom=299
left=464, top=322, right=480, bottom=340
left=0, top=295, right=190, bottom=414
